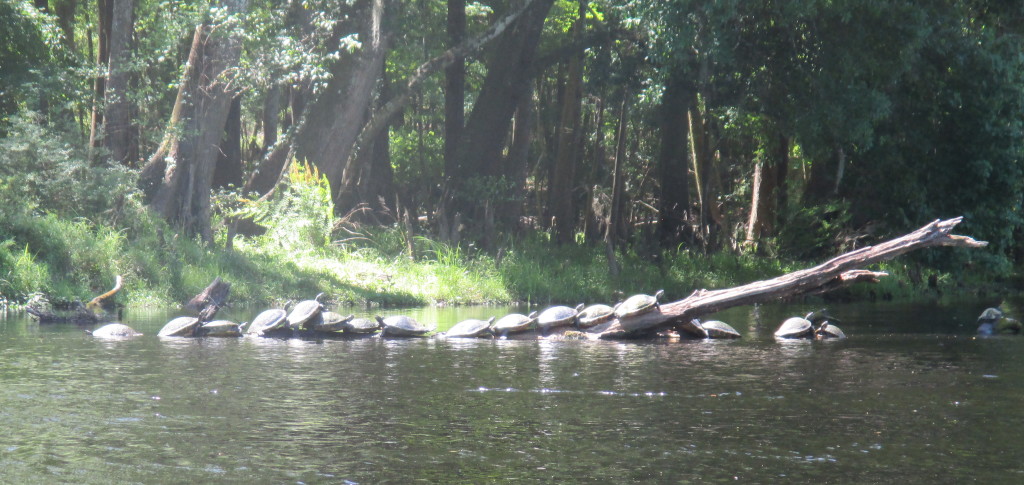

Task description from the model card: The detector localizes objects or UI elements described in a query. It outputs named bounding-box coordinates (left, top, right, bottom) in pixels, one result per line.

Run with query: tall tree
left=142, top=0, right=248, bottom=242
left=656, top=72, right=694, bottom=249
left=446, top=0, right=555, bottom=234
left=548, top=0, right=586, bottom=245
left=102, top=0, right=134, bottom=166
left=443, top=0, right=465, bottom=184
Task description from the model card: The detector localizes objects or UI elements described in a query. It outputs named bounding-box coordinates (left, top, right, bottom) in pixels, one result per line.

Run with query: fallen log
left=589, top=217, right=987, bottom=339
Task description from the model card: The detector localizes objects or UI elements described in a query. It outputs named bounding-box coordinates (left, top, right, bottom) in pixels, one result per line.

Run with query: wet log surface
left=186, top=277, right=232, bottom=321
left=587, top=217, right=987, bottom=339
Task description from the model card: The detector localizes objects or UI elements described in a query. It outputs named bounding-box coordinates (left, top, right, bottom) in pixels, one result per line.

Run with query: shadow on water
left=2, top=298, right=1023, bottom=482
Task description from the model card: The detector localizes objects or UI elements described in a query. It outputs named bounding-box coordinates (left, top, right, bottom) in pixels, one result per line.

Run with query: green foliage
left=0, top=113, right=137, bottom=218
left=240, top=162, right=335, bottom=252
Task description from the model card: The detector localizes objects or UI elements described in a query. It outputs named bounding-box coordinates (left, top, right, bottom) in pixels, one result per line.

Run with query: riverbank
left=0, top=207, right=1010, bottom=312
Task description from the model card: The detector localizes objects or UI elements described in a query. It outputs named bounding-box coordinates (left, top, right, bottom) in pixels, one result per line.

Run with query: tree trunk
left=605, top=94, right=630, bottom=276
left=145, top=0, right=248, bottom=242
left=102, top=0, right=134, bottom=166
left=443, top=0, right=465, bottom=183
left=656, top=73, right=694, bottom=249
left=313, top=0, right=386, bottom=212
left=548, top=0, right=586, bottom=245
left=447, top=0, right=556, bottom=220
left=262, top=83, right=280, bottom=155
left=213, top=94, right=243, bottom=189
left=587, top=218, right=985, bottom=338
left=88, top=0, right=112, bottom=157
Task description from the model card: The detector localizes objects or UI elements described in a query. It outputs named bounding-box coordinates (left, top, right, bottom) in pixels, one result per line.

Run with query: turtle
left=676, top=319, right=709, bottom=339
left=774, top=315, right=814, bottom=339
left=815, top=322, right=847, bottom=339
left=313, top=312, right=354, bottom=333
left=198, top=320, right=243, bottom=337
left=287, top=293, right=325, bottom=331
left=246, top=309, right=289, bottom=336
left=493, top=311, right=538, bottom=337
left=577, top=304, right=616, bottom=328
left=701, top=320, right=741, bottom=339
left=90, top=323, right=142, bottom=338
left=805, top=309, right=840, bottom=327
left=537, top=304, right=585, bottom=336
left=445, top=317, right=496, bottom=338
left=376, top=315, right=435, bottom=337
left=614, top=289, right=665, bottom=319
left=158, top=316, right=202, bottom=337
left=975, top=307, right=1021, bottom=335
left=342, top=317, right=382, bottom=334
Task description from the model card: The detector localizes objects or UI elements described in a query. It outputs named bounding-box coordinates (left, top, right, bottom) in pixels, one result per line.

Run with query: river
left=1, top=299, right=1022, bottom=483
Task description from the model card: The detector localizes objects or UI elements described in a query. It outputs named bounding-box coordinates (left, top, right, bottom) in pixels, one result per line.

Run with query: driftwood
left=186, top=277, right=231, bottom=321
left=28, top=275, right=123, bottom=324
left=588, top=217, right=987, bottom=339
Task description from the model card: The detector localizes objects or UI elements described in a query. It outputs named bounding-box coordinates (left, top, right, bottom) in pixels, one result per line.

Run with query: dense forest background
left=1, top=0, right=1022, bottom=307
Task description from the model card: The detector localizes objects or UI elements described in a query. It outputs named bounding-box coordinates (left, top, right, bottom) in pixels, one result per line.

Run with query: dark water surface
left=2, top=300, right=1023, bottom=483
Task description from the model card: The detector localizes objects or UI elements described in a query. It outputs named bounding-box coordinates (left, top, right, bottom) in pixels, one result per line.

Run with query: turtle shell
left=815, top=322, right=847, bottom=339
left=287, top=297, right=325, bottom=330
left=247, top=309, right=288, bottom=335
left=199, top=320, right=242, bottom=337
left=977, top=307, right=1004, bottom=324
left=313, top=312, right=353, bottom=332
left=677, top=319, right=709, bottom=339
left=774, top=317, right=813, bottom=339
left=538, top=304, right=584, bottom=329
left=342, top=317, right=381, bottom=334
left=493, top=312, right=537, bottom=335
left=614, top=290, right=665, bottom=319
left=91, top=323, right=142, bottom=338
left=376, top=315, right=435, bottom=337
left=702, top=320, right=741, bottom=339
left=805, top=309, right=840, bottom=326
left=158, top=316, right=201, bottom=337
left=578, top=304, right=615, bottom=327
left=446, top=317, right=495, bottom=338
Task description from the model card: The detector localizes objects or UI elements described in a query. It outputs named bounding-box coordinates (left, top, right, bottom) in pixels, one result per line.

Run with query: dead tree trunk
left=588, top=217, right=986, bottom=338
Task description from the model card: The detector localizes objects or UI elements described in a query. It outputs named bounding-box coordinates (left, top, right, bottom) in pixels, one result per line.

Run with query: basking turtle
left=246, top=309, right=289, bottom=336
left=614, top=290, right=665, bottom=319
left=577, top=304, right=616, bottom=328
left=287, top=293, right=325, bottom=331
left=676, top=319, right=709, bottom=339
left=90, top=323, right=142, bottom=338
left=805, top=309, right=840, bottom=327
left=445, top=317, right=496, bottom=338
left=376, top=315, right=435, bottom=337
left=815, top=322, right=847, bottom=339
left=702, top=320, right=741, bottom=339
left=199, top=320, right=243, bottom=337
left=493, top=311, right=537, bottom=337
left=774, top=315, right=814, bottom=339
left=313, top=312, right=354, bottom=333
left=158, top=316, right=201, bottom=337
left=537, top=304, right=584, bottom=336
left=342, top=317, right=381, bottom=334
left=976, top=307, right=1021, bottom=335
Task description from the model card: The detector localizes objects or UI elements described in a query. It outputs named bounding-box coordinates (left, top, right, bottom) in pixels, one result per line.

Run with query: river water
left=1, top=299, right=1022, bottom=483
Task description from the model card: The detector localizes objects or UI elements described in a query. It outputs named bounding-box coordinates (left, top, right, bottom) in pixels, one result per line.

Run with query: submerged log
left=28, top=275, right=124, bottom=324
left=590, top=217, right=987, bottom=339
left=186, top=277, right=231, bottom=321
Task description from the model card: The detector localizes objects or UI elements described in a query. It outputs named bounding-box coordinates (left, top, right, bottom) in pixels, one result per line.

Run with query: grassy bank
left=0, top=205, right=998, bottom=312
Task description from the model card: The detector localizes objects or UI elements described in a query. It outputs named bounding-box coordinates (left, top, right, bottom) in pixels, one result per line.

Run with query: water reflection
left=2, top=299, right=1024, bottom=482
